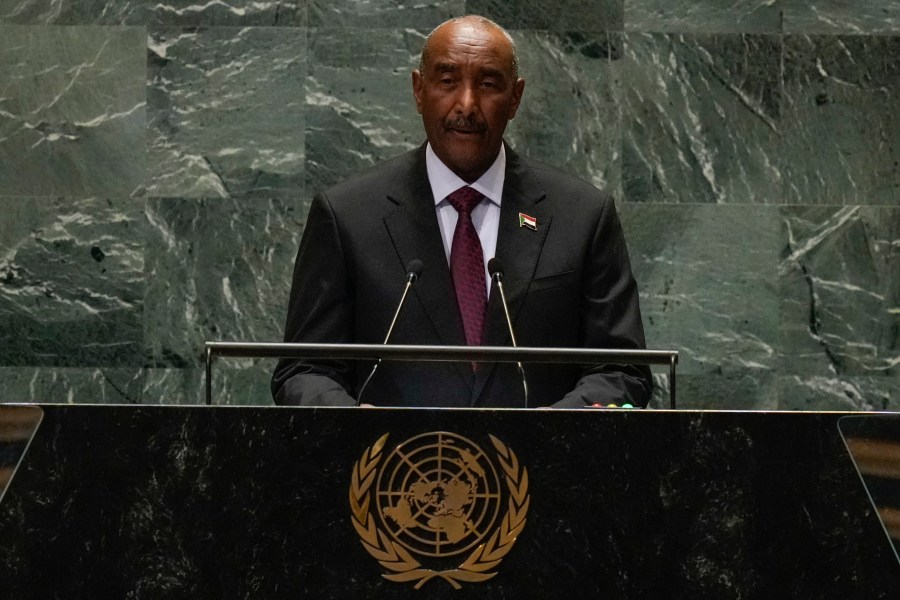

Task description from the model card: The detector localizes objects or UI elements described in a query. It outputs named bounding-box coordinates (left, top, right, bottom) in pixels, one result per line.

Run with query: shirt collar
left=425, top=143, right=506, bottom=207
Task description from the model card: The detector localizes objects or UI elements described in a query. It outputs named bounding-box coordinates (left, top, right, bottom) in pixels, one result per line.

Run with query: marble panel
left=782, top=35, right=900, bottom=205
left=782, top=0, right=900, bottom=34
left=153, top=0, right=305, bottom=27
left=624, top=0, right=782, bottom=34
left=143, top=197, right=302, bottom=368
left=467, top=0, right=623, bottom=31
left=779, top=206, right=899, bottom=379
left=209, top=360, right=276, bottom=405
left=620, top=204, right=780, bottom=376
left=0, top=367, right=143, bottom=403
left=0, top=197, right=145, bottom=367
left=0, top=0, right=146, bottom=25
left=140, top=366, right=201, bottom=404
left=777, top=374, right=895, bottom=411
left=309, top=0, right=462, bottom=28
left=648, top=372, right=670, bottom=408
left=143, top=361, right=275, bottom=405
left=505, top=32, right=621, bottom=193
left=621, top=33, right=783, bottom=204
left=0, top=26, right=146, bottom=198
left=305, top=28, right=424, bottom=194
left=649, top=371, right=778, bottom=410
left=146, top=27, right=306, bottom=199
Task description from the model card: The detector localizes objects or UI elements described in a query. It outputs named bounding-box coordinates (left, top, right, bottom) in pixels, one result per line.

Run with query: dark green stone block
left=152, top=0, right=306, bottom=26
left=147, top=27, right=306, bottom=199
left=782, top=35, right=900, bottom=205
left=0, top=367, right=143, bottom=403
left=0, top=197, right=146, bottom=367
left=779, top=206, right=899, bottom=378
left=305, top=28, right=423, bottom=193
left=783, top=0, right=900, bottom=34
left=0, top=26, right=146, bottom=197
left=621, top=204, right=780, bottom=375
left=309, top=0, right=461, bottom=28
left=624, top=0, right=782, bottom=34
left=143, top=197, right=302, bottom=368
left=0, top=0, right=147, bottom=25
left=467, top=0, right=624, bottom=31
left=621, top=33, right=782, bottom=204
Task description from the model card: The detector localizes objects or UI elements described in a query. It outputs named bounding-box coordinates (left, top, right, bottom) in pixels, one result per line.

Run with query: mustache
left=443, top=116, right=485, bottom=132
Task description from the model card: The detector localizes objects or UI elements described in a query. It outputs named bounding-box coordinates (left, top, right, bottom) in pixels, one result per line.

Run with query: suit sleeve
left=552, top=196, right=653, bottom=408
left=271, top=192, right=357, bottom=406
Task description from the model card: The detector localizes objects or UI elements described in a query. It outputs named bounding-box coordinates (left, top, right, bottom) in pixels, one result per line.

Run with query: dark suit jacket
left=271, top=144, right=652, bottom=408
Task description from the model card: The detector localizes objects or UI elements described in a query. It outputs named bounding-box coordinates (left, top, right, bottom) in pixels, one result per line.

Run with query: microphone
left=487, top=258, right=528, bottom=408
left=356, top=259, right=424, bottom=406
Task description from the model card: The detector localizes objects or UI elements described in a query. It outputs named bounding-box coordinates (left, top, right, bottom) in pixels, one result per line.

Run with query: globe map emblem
left=375, top=432, right=502, bottom=557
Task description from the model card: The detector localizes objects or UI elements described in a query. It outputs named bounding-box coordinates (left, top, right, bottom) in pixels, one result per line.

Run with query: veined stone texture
left=782, top=0, right=900, bottom=34
left=146, top=27, right=306, bottom=199
left=780, top=206, right=898, bottom=377
left=782, top=35, right=900, bottom=205
left=0, top=197, right=145, bottom=367
left=777, top=206, right=898, bottom=410
left=622, top=33, right=782, bottom=204
left=143, top=360, right=278, bottom=404
left=0, top=25, right=146, bottom=197
left=0, top=367, right=143, bottom=403
left=507, top=32, right=622, bottom=193
left=777, top=374, right=894, bottom=411
left=0, top=0, right=896, bottom=409
left=625, top=0, right=782, bottom=34
left=305, top=27, right=424, bottom=193
left=309, top=0, right=462, bottom=28
left=153, top=0, right=307, bottom=27
left=143, top=197, right=302, bottom=368
left=0, top=0, right=147, bottom=25
left=467, top=0, right=624, bottom=31
left=620, top=204, right=780, bottom=376
left=650, top=372, right=778, bottom=410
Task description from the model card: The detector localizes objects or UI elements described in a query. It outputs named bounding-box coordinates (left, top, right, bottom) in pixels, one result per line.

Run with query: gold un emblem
left=349, top=431, right=530, bottom=589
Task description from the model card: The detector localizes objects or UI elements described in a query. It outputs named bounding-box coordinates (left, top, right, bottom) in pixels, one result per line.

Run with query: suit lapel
left=381, top=147, right=473, bottom=389
left=472, top=147, right=551, bottom=404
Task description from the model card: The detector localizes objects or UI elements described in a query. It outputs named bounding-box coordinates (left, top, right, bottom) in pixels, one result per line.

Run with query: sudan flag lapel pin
left=518, top=212, right=537, bottom=230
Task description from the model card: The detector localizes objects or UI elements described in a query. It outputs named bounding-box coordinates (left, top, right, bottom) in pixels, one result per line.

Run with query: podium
left=1, top=405, right=898, bottom=599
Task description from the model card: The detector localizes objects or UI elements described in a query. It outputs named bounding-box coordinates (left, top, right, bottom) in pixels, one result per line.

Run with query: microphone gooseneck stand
left=355, top=259, right=424, bottom=406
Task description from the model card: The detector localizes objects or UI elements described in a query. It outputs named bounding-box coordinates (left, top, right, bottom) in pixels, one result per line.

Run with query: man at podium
left=272, top=15, right=651, bottom=409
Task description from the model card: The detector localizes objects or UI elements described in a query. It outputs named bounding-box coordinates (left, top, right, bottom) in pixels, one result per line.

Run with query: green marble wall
left=0, top=1, right=896, bottom=408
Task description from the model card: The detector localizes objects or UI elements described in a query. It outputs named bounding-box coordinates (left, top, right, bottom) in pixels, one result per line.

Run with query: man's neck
left=425, top=143, right=506, bottom=206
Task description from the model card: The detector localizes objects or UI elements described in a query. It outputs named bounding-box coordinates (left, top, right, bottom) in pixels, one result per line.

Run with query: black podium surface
left=0, top=406, right=897, bottom=599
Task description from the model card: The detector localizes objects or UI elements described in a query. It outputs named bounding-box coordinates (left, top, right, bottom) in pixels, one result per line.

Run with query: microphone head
left=488, top=257, right=504, bottom=280
left=406, top=259, right=424, bottom=283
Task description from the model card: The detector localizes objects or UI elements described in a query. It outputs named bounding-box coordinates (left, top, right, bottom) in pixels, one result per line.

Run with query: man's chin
left=444, top=155, right=493, bottom=182
left=431, top=139, right=499, bottom=181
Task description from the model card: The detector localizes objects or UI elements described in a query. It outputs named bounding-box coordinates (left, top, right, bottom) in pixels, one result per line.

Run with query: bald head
left=419, top=16, right=519, bottom=80
left=412, top=15, right=525, bottom=182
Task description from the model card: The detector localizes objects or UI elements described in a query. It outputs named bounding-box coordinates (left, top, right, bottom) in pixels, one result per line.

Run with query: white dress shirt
left=425, top=143, right=505, bottom=296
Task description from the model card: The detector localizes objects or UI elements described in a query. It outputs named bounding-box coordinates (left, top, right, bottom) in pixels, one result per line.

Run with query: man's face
left=412, top=22, right=525, bottom=183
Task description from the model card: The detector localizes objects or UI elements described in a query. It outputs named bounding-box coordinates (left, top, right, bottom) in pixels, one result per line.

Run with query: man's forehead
left=424, top=24, right=514, bottom=71
left=432, top=60, right=507, bottom=79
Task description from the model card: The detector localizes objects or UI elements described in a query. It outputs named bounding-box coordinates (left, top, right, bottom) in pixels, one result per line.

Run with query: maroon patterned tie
left=447, top=187, right=487, bottom=347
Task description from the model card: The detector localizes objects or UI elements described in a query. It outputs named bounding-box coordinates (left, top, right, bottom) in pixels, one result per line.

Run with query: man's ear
left=412, top=70, right=424, bottom=115
left=508, top=78, right=526, bottom=120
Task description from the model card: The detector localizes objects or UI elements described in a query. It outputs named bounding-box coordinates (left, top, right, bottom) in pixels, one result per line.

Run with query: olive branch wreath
left=349, top=433, right=530, bottom=590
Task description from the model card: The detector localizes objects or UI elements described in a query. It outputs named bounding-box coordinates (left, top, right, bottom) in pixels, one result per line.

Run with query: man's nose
left=454, top=83, right=478, bottom=115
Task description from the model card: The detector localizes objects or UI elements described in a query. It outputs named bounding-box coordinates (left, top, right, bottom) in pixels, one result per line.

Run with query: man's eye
left=481, top=80, right=497, bottom=88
